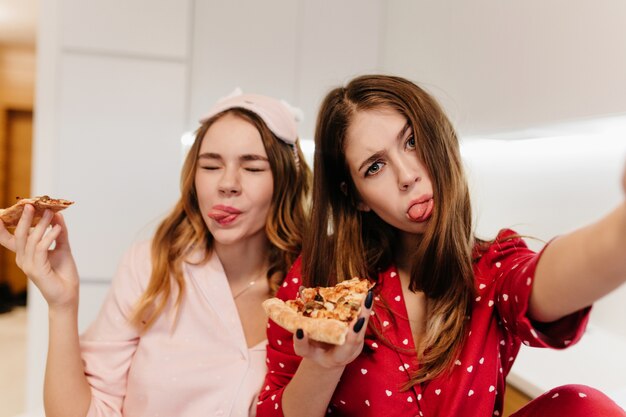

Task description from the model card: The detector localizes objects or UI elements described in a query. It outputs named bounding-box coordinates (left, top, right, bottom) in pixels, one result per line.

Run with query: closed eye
left=243, top=161, right=270, bottom=172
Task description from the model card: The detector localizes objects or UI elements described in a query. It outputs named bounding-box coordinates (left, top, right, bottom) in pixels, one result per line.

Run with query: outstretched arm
left=529, top=168, right=626, bottom=323
left=0, top=206, right=91, bottom=417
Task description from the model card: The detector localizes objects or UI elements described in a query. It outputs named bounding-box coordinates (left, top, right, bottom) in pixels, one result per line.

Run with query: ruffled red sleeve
left=474, top=229, right=591, bottom=349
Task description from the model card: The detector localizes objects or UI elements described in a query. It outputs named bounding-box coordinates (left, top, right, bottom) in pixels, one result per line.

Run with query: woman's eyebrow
left=198, top=152, right=221, bottom=160
left=240, top=154, right=269, bottom=162
left=357, top=123, right=412, bottom=172
left=358, top=150, right=386, bottom=172
left=397, top=122, right=411, bottom=141
left=197, top=153, right=268, bottom=162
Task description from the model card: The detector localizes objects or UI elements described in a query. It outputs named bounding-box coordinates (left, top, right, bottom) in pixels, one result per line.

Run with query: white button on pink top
left=80, top=241, right=267, bottom=417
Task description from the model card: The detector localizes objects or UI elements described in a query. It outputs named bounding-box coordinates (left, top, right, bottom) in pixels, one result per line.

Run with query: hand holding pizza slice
left=0, top=195, right=79, bottom=310
left=263, top=277, right=374, bottom=345
left=0, top=196, right=74, bottom=228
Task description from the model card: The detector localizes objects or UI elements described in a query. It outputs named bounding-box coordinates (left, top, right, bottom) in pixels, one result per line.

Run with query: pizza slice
left=263, top=277, right=374, bottom=345
left=0, top=195, right=74, bottom=228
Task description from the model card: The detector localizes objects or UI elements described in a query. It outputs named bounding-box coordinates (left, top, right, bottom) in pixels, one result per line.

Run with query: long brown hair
left=303, top=75, right=475, bottom=386
left=131, top=108, right=311, bottom=330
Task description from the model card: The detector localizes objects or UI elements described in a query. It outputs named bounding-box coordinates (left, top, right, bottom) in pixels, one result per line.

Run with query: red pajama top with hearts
left=256, top=229, right=590, bottom=417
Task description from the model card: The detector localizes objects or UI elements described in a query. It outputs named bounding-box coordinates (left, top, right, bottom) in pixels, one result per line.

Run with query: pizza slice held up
left=0, top=196, right=74, bottom=228
left=263, top=277, right=374, bottom=345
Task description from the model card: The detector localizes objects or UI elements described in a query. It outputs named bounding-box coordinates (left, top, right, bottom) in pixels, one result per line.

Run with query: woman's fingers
left=14, top=204, right=35, bottom=255
left=344, top=289, right=374, bottom=346
left=50, top=213, right=71, bottom=252
left=34, top=224, right=62, bottom=267
left=293, top=328, right=349, bottom=369
left=0, top=219, right=16, bottom=252
left=24, top=209, right=54, bottom=261
left=30, top=209, right=54, bottom=242
left=10, top=208, right=62, bottom=280
left=292, top=289, right=375, bottom=367
left=13, top=205, right=37, bottom=269
left=293, top=328, right=311, bottom=357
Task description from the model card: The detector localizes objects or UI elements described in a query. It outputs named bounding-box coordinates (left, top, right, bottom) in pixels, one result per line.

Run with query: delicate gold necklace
left=232, top=274, right=265, bottom=299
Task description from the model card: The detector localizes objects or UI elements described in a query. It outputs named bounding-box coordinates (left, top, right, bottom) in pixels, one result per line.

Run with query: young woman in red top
left=256, top=75, right=626, bottom=417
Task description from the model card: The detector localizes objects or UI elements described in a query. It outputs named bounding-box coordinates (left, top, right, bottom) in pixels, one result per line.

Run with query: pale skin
left=282, top=107, right=626, bottom=417
left=195, top=112, right=277, bottom=347
left=0, top=113, right=278, bottom=417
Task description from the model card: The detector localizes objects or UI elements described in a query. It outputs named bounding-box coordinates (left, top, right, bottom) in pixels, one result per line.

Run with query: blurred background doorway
left=0, top=1, right=36, bottom=314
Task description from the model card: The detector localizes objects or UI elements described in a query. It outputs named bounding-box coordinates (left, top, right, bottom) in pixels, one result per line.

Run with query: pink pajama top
left=257, top=229, right=591, bottom=417
left=80, top=241, right=267, bottom=416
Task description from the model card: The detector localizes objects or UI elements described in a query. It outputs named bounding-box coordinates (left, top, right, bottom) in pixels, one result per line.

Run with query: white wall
left=188, top=0, right=384, bottom=140
left=26, top=0, right=626, bottom=413
left=382, top=0, right=626, bottom=136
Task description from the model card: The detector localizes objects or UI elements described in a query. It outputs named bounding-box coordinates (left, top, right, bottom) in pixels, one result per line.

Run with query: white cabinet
left=189, top=0, right=385, bottom=139
left=61, top=0, right=190, bottom=59
left=56, top=54, right=185, bottom=279
left=189, top=0, right=299, bottom=128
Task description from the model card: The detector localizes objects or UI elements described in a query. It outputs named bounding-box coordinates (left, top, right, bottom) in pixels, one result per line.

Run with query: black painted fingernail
left=364, top=290, right=373, bottom=309
left=353, top=317, right=365, bottom=333
left=296, top=329, right=304, bottom=339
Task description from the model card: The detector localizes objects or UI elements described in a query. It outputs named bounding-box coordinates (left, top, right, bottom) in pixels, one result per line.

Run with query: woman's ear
left=340, top=181, right=348, bottom=196
left=340, top=181, right=371, bottom=212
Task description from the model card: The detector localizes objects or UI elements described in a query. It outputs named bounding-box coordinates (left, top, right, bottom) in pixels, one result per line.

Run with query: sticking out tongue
left=408, top=199, right=434, bottom=222
left=208, top=210, right=237, bottom=223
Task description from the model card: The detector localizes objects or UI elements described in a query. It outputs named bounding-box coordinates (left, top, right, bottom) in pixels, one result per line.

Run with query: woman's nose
left=218, top=169, right=241, bottom=196
left=397, top=160, right=421, bottom=191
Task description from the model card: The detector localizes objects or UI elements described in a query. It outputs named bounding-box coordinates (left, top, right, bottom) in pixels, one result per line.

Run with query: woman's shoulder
left=473, top=228, right=530, bottom=259
left=111, top=239, right=154, bottom=290
left=126, top=239, right=152, bottom=257
left=473, top=229, right=536, bottom=280
left=118, top=239, right=153, bottom=270
left=275, top=255, right=303, bottom=301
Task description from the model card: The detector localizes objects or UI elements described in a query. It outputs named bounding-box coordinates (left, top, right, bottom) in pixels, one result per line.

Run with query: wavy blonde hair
left=131, top=108, right=311, bottom=330
left=304, top=75, right=475, bottom=386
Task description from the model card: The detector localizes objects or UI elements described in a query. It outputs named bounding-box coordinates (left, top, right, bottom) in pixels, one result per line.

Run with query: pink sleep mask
left=200, top=89, right=301, bottom=145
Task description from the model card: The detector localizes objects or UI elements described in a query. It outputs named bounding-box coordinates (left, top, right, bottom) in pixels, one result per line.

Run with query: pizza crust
left=263, top=298, right=350, bottom=345
left=0, top=196, right=74, bottom=228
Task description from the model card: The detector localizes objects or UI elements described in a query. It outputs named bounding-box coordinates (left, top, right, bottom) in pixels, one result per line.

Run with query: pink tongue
left=208, top=210, right=229, bottom=220
left=408, top=201, right=429, bottom=220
